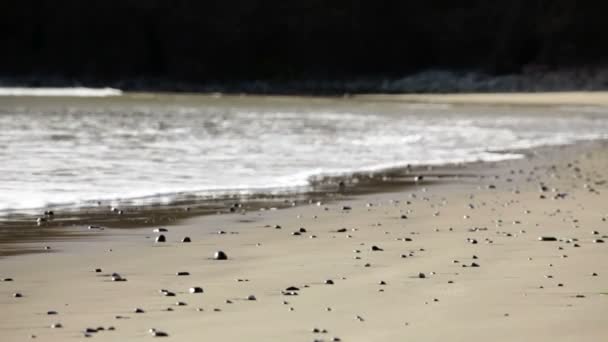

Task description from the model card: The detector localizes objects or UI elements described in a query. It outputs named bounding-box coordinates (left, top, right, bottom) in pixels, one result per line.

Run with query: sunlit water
left=1, top=92, right=608, bottom=213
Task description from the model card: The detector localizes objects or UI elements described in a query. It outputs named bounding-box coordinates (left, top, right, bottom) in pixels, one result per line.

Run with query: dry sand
left=358, top=91, right=608, bottom=107
left=1, top=108, right=608, bottom=341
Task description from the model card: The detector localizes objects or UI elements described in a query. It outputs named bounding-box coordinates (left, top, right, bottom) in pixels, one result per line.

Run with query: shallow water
left=1, top=92, right=608, bottom=213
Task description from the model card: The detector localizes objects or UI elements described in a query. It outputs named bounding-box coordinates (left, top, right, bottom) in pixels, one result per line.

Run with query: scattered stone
left=153, top=228, right=168, bottom=233
left=160, top=289, right=176, bottom=297
left=418, top=273, right=426, bottom=279
left=149, top=329, right=168, bottom=337
left=51, top=323, right=62, bottom=329
left=182, top=237, right=191, bottom=243
left=189, top=287, right=204, bottom=294
left=155, top=235, right=166, bottom=243
left=593, top=239, right=605, bottom=243
left=13, top=293, right=22, bottom=298
left=134, top=308, right=145, bottom=313
left=325, top=279, right=334, bottom=285
left=176, top=272, right=190, bottom=276
left=213, top=251, right=228, bottom=260
left=247, top=295, right=257, bottom=301
left=47, top=310, right=58, bottom=315
left=370, top=245, right=383, bottom=251
left=111, top=274, right=126, bottom=282
left=538, top=236, right=557, bottom=241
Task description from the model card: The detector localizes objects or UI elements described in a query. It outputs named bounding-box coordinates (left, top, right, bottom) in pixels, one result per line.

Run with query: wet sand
left=1, top=138, right=607, bottom=341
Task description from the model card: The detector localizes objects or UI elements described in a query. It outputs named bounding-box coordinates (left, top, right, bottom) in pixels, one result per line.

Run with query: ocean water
left=1, top=91, right=608, bottom=214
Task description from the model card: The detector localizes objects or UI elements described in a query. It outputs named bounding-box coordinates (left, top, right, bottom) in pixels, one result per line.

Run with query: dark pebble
left=213, top=251, right=228, bottom=260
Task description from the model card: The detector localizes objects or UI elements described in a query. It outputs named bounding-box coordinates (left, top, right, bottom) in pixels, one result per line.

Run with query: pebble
left=213, top=251, right=228, bottom=260
left=149, top=329, right=168, bottom=337
left=51, top=323, right=62, bottom=329
left=153, top=228, right=168, bottom=233
left=538, top=236, right=557, bottom=241
left=189, top=287, right=204, bottom=294
left=324, top=279, right=334, bottom=285
left=370, top=245, right=383, bottom=251
left=247, top=295, right=257, bottom=301
left=155, top=235, right=166, bottom=243
left=182, top=237, right=191, bottom=243
left=418, top=273, right=426, bottom=279
left=13, top=293, right=23, bottom=298
left=176, top=271, right=190, bottom=276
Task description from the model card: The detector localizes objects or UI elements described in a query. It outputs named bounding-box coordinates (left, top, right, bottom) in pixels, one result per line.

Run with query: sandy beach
left=1, top=136, right=607, bottom=341
left=358, top=91, right=608, bottom=107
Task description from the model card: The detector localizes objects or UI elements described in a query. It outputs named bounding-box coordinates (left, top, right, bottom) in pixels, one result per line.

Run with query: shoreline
left=1, top=137, right=607, bottom=341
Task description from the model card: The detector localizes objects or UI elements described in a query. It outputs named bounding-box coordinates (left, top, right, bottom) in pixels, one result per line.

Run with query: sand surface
left=358, top=91, right=608, bottom=107
left=1, top=100, right=608, bottom=341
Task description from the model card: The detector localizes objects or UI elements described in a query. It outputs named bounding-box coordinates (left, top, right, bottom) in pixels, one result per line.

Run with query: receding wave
left=0, top=95, right=607, bottom=214
left=0, top=87, right=122, bottom=97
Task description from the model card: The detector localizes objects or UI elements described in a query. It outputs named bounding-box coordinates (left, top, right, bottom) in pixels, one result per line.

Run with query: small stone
left=149, top=329, right=168, bottom=337
left=379, top=280, right=386, bottom=285
left=324, top=279, right=334, bottom=285
left=418, top=273, right=426, bottom=279
left=189, top=287, right=204, bottom=294
left=370, top=245, right=383, bottom=251
left=285, top=286, right=300, bottom=291
left=213, top=251, right=228, bottom=260
left=182, top=237, right=191, bottom=243
left=176, top=271, right=190, bottom=276
left=2, top=278, right=13, bottom=281
left=47, top=310, right=58, bottom=315
left=111, top=274, right=126, bottom=282
left=247, top=295, right=257, bottom=301
left=154, top=228, right=168, bottom=233
left=51, top=323, right=62, bottom=328
left=175, top=301, right=187, bottom=306
left=538, top=236, right=557, bottom=241
left=13, top=293, right=22, bottom=298
left=155, top=235, right=166, bottom=243
left=134, top=308, right=145, bottom=313
left=593, top=239, right=605, bottom=243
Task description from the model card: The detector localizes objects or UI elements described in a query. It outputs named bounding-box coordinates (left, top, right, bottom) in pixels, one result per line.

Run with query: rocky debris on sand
left=189, top=287, right=204, bottom=294
left=149, top=329, right=168, bottom=337
left=538, top=236, right=558, bottom=241
left=213, top=251, right=228, bottom=260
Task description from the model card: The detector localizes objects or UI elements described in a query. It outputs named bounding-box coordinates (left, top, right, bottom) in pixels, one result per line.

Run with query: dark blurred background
left=1, top=1, right=607, bottom=92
